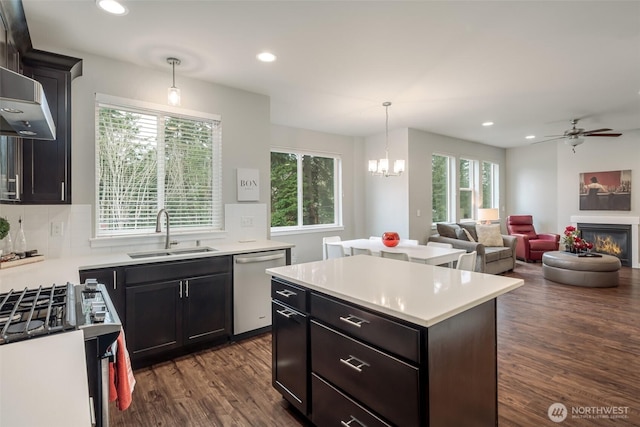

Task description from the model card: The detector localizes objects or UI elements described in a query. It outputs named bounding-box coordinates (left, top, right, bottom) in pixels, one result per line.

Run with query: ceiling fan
left=534, top=119, right=622, bottom=152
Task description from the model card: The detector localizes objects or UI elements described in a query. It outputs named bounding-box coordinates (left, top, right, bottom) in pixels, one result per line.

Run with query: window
left=95, top=95, right=222, bottom=236
left=459, top=158, right=477, bottom=220
left=271, top=150, right=341, bottom=230
left=481, top=161, right=499, bottom=209
left=432, top=154, right=499, bottom=224
left=432, top=154, right=455, bottom=223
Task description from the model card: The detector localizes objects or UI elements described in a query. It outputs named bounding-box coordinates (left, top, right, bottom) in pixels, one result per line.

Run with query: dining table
left=326, top=239, right=466, bottom=266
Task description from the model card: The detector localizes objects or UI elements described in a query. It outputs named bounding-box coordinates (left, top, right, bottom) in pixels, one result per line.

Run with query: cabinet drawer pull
left=276, top=308, right=295, bottom=318
left=113, top=270, right=117, bottom=290
left=339, top=314, right=369, bottom=328
left=341, top=416, right=367, bottom=427
left=275, top=289, right=296, bottom=298
left=339, top=355, right=369, bottom=373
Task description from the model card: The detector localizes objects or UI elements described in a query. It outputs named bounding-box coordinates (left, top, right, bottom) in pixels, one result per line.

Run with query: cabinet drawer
left=311, top=293, right=420, bottom=363
left=125, top=256, right=231, bottom=285
left=271, top=279, right=307, bottom=312
left=311, top=321, right=420, bottom=427
left=312, top=373, right=392, bottom=427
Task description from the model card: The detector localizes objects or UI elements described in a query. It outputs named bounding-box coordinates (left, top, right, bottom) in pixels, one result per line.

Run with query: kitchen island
left=267, top=255, right=524, bottom=427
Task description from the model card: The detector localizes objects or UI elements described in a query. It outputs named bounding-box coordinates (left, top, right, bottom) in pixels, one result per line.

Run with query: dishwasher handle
left=235, top=253, right=285, bottom=264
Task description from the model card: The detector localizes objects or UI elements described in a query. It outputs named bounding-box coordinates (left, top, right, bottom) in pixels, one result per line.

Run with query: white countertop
left=0, top=330, right=92, bottom=427
left=266, top=255, right=523, bottom=327
left=0, top=239, right=294, bottom=293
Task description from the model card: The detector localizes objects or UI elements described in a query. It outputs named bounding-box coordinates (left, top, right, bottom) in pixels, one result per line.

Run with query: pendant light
left=167, top=57, right=181, bottom=106
left=369, top=102, right=405, bottom=177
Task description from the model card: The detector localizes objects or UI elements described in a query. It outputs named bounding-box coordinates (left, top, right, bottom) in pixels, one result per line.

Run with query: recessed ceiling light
left=482, top=121, right=494, bottom=127
left=525, top=135, right=536, bottom=140
left=96, top=0, right=128, bottom=15
left=257, top=52, right=277, bottom=63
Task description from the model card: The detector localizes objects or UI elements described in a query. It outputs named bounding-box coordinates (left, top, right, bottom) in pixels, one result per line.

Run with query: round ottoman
left=542, top=251, right=620, bottom=288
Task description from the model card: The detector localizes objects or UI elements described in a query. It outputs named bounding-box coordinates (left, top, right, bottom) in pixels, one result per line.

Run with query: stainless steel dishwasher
left=233, top=250, right=287, bottom=335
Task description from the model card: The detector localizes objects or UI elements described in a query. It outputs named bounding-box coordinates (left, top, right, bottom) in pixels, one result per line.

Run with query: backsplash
left=0, top=203, right=268, bottom=259
left=0, top=204, right=90, bottom=259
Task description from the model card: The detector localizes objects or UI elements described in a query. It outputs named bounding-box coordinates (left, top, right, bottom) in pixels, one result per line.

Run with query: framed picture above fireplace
left=579, top=170, right=631, bottom=211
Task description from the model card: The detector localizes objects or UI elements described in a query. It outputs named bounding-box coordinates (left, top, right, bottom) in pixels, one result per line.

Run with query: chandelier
left=369, top=102, right=405, bottom=177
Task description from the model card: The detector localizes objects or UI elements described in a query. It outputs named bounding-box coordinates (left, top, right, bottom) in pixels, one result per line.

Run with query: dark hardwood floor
left=110, top=262, right=639, bottom=426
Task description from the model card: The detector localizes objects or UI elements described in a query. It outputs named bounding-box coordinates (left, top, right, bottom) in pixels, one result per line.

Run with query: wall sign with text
left=237, top=168, right=260, bottom=201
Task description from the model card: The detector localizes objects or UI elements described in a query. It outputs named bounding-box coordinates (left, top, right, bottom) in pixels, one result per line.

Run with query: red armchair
left=506, top=215, right=560, bottom=262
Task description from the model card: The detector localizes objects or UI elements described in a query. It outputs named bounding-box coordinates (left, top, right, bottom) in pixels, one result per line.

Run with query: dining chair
left=400, top=239, right=419, bottom=245
left=350, top=247, right=373, bottom=256
left=380, top=250, right=410, bottom=261
left=322, top=236, right=341, bottom=260
left=426, top=241, right=453, bottom=249
left=456, top=251, right=477, bottom=271
left=326, top=243, right=345, bottom=259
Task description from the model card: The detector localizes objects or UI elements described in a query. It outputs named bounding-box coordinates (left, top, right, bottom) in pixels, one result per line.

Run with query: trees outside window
left=96, top=98, right=222, bottom=236
left=271, top=150, right=341, bottom=230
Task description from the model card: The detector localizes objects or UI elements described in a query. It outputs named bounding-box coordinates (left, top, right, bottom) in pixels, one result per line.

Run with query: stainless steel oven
left=0, top=280, right=122, bottom=426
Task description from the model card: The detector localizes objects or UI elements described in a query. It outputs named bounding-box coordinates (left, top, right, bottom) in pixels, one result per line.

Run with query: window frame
left=94, top=94, right=222, bottom=238
left=431, top=153, right=457, bottom=224
left=270, top=148, right=343, bottom=235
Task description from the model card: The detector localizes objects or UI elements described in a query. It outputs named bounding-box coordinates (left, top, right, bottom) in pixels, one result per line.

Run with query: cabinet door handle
left=275, top=289, right=296, bottom=298
left=339, top=314, right=369, bottom=328
left=61, top=182, right=65, bottom=201
left=341, top=416, right=367, bottom=427
left=276, top=308, right=294, bottom=318
left=339, top=355, right=369, bottom=373
left=185, top=280, right=189, bottom=297
left=112, top=270, right=117, bottom=290
left=179, top=280, right=183, bottom=298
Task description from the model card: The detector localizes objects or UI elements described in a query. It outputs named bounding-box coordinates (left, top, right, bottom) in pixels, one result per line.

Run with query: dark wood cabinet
left=123, top=257, right=232, bottom=365
left=79, top=267, right=126, bottom=327
left=126, top=279, right=183, bottom=358
left=20, top=63, right=71, bottom=203
left=184, top=274, right=231, bottom=345
left=271, top=279, right=309, bottom=416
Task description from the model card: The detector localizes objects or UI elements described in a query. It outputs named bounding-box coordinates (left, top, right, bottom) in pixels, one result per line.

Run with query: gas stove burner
left=19, top=298, right=50, bottom=308
left=6, top=319, right=45, bottom=335
left=0, top=313, right=21, bottom=323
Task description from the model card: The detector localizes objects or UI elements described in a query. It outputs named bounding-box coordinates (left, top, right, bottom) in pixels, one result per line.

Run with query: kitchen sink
left=128, top=247, right=217, bottom=259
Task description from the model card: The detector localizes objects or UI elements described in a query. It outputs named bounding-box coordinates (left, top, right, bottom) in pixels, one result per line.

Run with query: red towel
left=109, top=329, right=136, bottom=410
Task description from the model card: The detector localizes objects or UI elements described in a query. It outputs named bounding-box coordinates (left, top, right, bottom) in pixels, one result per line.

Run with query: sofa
left=428, top=222, right=517, bottom=274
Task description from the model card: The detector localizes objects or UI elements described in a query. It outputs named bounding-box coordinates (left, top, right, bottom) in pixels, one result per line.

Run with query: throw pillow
left=476, top=224, right=504, bottom=247
left=457, top=222, right=478, bottom=242
left=462, top=228, right=476, bottom=242
left=455, top=228, right=468, bottom=241
left=436, top=223, right=460, bottom=239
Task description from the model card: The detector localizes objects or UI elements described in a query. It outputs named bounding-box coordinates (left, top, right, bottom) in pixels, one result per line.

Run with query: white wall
left=407, top=128, right=507, bottom=241
left=270, top=125, right=363, bottom=263
left=505, top=142, right=558, bottom=233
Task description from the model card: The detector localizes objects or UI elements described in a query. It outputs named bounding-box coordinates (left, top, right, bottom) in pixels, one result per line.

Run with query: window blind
left=95, top=98, right=222, bottom=236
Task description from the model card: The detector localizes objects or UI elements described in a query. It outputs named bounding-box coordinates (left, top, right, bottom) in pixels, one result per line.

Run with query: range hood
left=0, top=66, right=56, bottom=140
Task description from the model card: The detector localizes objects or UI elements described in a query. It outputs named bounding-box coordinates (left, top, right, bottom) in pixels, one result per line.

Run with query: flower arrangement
left=561, top=225, right=593, bottom=253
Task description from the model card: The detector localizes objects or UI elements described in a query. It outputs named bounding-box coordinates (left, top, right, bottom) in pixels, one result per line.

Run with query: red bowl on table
left=382, top=232, right=400, bottom=247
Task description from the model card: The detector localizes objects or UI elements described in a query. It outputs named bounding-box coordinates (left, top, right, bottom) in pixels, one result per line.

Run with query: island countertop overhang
left=267, top=255, right=523, bottom=327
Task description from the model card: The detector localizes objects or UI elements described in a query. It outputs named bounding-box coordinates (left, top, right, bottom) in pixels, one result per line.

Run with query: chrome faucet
left=155, top=209, right=174, bottom=249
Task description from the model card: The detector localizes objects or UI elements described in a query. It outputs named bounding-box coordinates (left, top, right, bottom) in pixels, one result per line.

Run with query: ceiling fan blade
left=584, top=133, right=622, bottom=137
left=543, top=134, right=565, bottom=137
left=532, top=136, right=566, bottom=144
left=582, top=128, right=612, bottom=134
